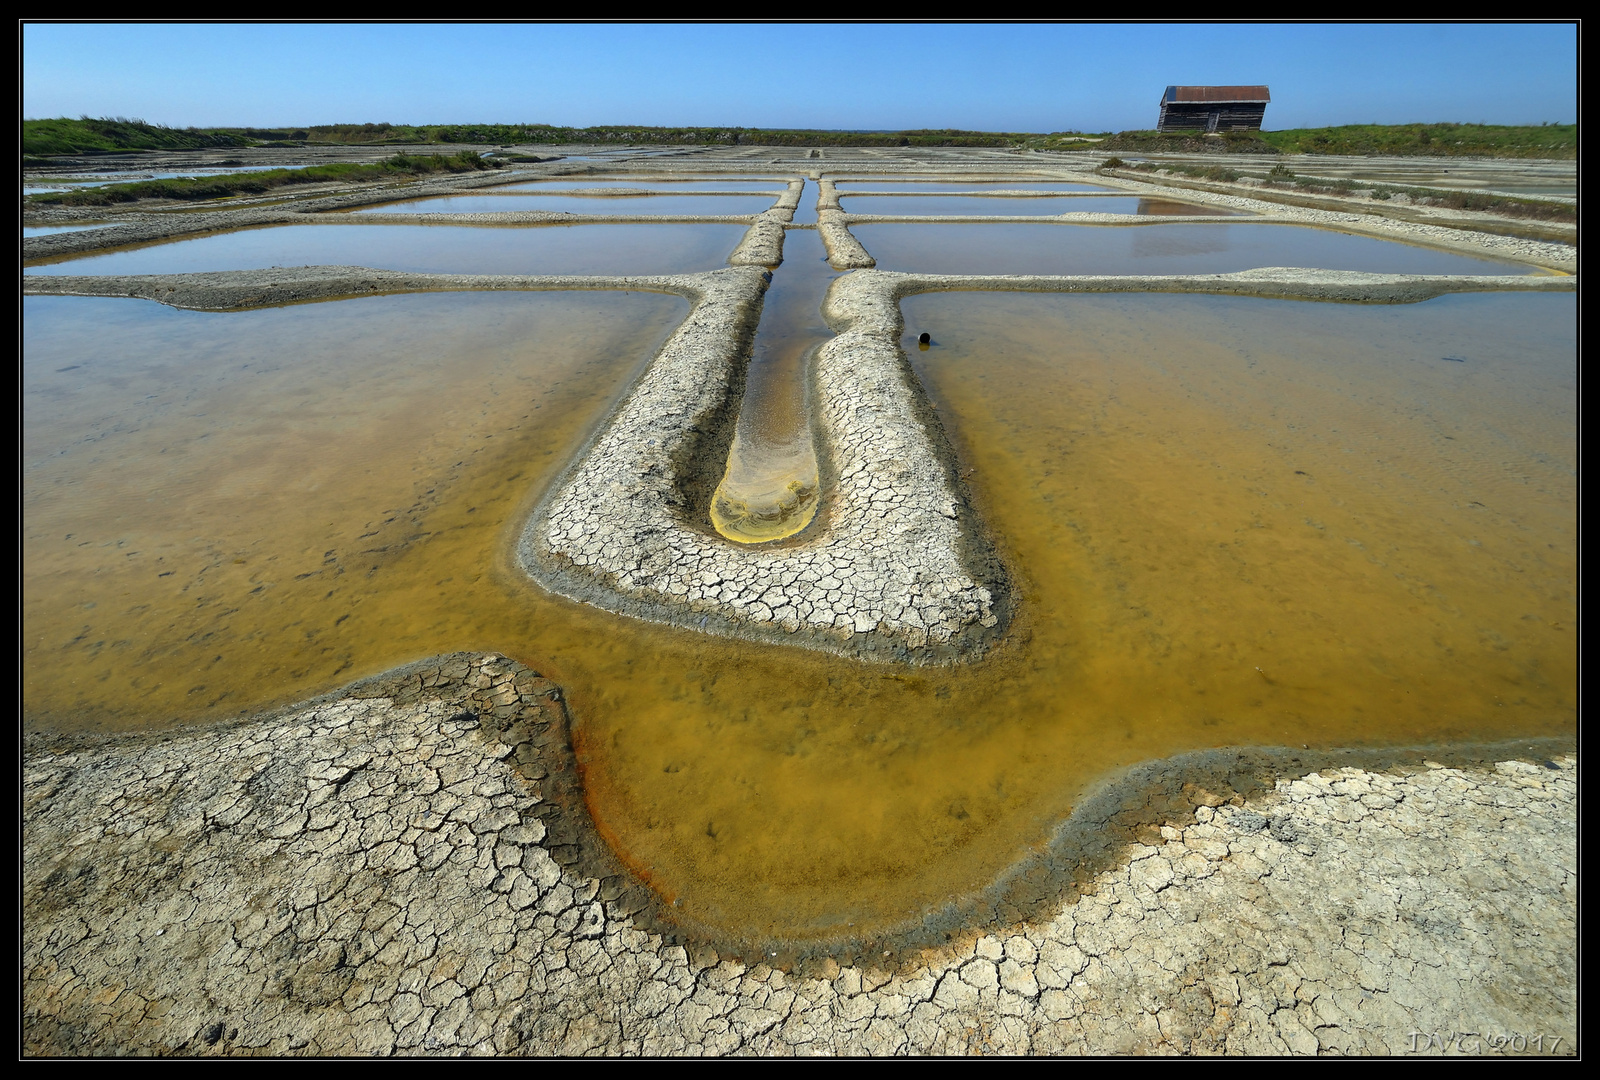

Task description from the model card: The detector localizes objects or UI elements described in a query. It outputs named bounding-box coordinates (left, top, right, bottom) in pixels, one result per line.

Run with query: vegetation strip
left=26, top=151, right=503, bottom=207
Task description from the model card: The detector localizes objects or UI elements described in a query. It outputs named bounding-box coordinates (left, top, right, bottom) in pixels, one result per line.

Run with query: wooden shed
left=1157, top=86, right=1270, bottom=133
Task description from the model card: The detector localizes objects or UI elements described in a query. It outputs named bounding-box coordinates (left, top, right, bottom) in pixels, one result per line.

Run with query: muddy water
left=351, top=194, right=780, bottom=216
left=23, top=291, right=686, bottom=732
left=580, top=290, right=1575, bottom=942
left=710, top=228, right=838, bottom=542
left=853, top=222, right=1546, bottom=276
left=841, top=195, right=1244, bottom=216
left=22, top=282, right=1575, bottom=948
left=24, top=223, right=749, bottom=277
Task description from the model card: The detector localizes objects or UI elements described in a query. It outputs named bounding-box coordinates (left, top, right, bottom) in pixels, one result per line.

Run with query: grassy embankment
left=1091, top=123, right=1575, bottom=159
left=23, top=116, right=253, bottom=157
left=27, top=151, right=503, bottom=208
left=1261, top=123, right=1575, bottom=158
left=1098, top=157, right=1574, bottom=223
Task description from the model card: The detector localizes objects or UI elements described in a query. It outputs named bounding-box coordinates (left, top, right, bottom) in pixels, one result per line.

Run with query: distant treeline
left=24, top=117, right=1577, bottom=159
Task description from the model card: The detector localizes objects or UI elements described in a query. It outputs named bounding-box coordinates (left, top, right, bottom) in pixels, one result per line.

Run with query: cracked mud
left=23, top=655, right=1576, bottom=1056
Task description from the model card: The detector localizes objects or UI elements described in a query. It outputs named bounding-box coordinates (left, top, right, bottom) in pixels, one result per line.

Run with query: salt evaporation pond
left=840, top=195, right=1243, bottom=216
left=498, top=179, right=788, bottom=193
left=24, top=222, right=750, bottom=277
left=21, top=277, right=1573, bottom=943
left=834, top=181, right=1112, bottom=192
left=352, top=194, right=780, bottom=215
left=852, top=221, right=1543, bottom=276
left=21, top=157, right=1575, bottom=944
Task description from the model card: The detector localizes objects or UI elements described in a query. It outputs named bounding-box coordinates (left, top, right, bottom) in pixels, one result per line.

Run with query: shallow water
left=840, top=195, right=1243, bottom=216
left=24, top=223, right=749, bottom=277
left=23, top=287, right=1574, bottom=944
left=498, top=179, right=789, bottom=193
left=24, top=224, right=123, bottom=237
left=852, top=222, right=1544, bottom=276
left=834, top=181, right=1111, bottom=192
left=791, top=180, right=820, bottom=226
left=23, top=291, right=687, bottom=731
left=710, top=229, right=838, bottom=542
left=352, top=194, right=779, bottom=216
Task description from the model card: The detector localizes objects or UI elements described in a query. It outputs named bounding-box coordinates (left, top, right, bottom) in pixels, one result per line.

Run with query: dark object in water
left=918, top=332, right=931, bottom=345
left=1441, top=356, right=1467, bottom=363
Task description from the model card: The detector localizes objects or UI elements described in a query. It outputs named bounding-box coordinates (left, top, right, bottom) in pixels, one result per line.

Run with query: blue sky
left=23, top=23, right=1578, bottom=132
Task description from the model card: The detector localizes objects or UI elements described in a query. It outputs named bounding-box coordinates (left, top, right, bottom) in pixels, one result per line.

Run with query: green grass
left=27, top=151, right=503, bottom=207
left=1095, top=130, right=1279, bottom=155
left=1259, top=123, right=1575, bottom=159
left=24, top=117, right=252, bottom=157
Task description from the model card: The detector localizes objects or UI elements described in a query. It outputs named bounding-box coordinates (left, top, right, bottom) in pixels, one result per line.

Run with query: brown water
left=710, top=228, right=838, bottom=542
left=841, top=195, right=1243, bottom=216
left=24, top=286, right=1574, bottom=945
left=852, top=222, right=1546, bottom=276
left=24, top=223, right=749, bottom=277
left=23, top=291, right=687, bottom=729
left=351, top=194, right=779, bottom=216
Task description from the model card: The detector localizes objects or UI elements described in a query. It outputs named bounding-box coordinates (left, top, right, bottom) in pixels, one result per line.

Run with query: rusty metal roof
left=1162, top=85, right=1271, bottom=104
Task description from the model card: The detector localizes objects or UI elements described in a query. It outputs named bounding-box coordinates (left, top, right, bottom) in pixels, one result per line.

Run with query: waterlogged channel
left=21, top=173, right=1576, bottom=948
left=710, top=226, right=837, bottom=542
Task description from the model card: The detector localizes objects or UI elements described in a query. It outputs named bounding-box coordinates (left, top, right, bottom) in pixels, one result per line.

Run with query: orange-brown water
left=23, top=286, right=1575, bottom=945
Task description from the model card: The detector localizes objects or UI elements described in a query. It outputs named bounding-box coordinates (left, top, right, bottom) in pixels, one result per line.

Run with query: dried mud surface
left=23, top=656, right=1576, bottom=1056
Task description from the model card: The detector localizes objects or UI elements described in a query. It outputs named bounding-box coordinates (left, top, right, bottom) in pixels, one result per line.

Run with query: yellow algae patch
left=709, top=436, right=820, bottom=543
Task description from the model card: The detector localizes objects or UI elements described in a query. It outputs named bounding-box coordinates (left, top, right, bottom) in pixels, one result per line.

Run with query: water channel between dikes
left=22, top=194, right=1576, bottom=949
left=709, top=221, right=837, bottom=542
